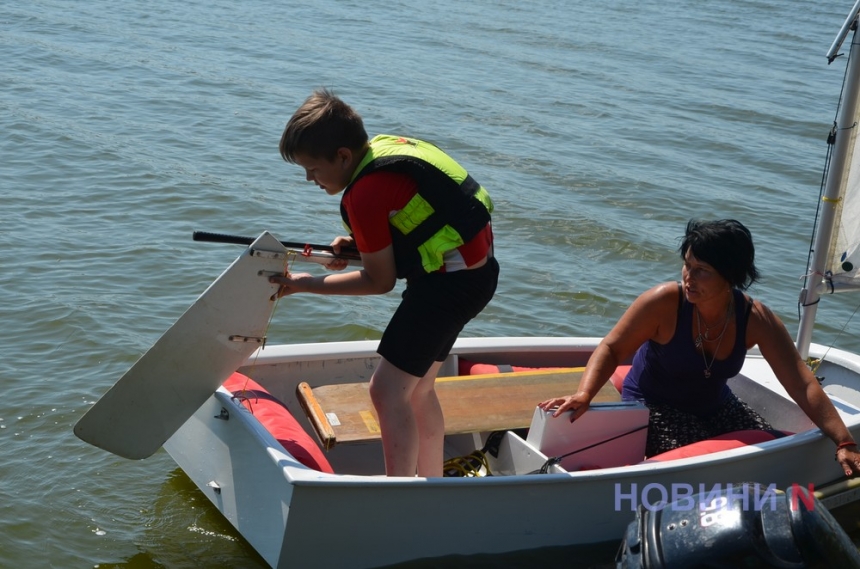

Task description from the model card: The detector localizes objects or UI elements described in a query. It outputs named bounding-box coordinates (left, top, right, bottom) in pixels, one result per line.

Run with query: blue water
left=3, top=0, right=860, bottom=567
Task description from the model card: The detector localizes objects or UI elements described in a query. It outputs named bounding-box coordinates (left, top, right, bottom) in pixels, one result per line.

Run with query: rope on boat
left=806, top=298, right=860, bottom=379
left=534, top=424, right=649, bottom=474
left=442, top=430, right=505, bottom=477
left=443, top=450, right=492, bottom=477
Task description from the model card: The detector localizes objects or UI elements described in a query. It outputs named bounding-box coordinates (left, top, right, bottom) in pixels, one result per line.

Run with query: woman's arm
left=539, top=282, right=679, bottom=419
left=750, top=300, right=860, bottom=476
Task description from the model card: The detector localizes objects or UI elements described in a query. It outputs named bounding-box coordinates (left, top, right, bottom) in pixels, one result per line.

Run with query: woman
left=539, top=219, right=860, bottom=475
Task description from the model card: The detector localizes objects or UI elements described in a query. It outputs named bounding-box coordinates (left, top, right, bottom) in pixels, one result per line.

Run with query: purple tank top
left=621, top=285, right=751, bottom=416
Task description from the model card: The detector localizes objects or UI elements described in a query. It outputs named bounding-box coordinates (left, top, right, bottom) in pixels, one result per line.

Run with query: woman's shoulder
left=638, top=281, right=682, bottom=305
left=627, top=281, right=683, bottom=321
left=619, top=281, right=681, bottom=346
left=744, top=295, right=780, bottom=325
left=740, top=296, right=802, bottom=356
left=742, top=294, right=791, bottom=344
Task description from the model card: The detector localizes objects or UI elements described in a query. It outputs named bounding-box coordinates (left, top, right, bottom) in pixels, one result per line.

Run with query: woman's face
left=681, top=249, right=730, bottom=304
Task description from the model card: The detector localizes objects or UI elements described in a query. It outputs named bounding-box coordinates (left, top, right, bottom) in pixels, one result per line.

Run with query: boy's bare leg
left=412, top=361, right=444, bottom=478
left=369, top=358, right=421, bottom=476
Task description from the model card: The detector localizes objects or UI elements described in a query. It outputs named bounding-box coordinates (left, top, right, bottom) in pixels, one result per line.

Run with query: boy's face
left=294, top=149, right=355, bottom=195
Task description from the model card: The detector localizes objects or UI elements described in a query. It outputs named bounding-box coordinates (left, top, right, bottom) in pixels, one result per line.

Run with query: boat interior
left=227, top=346, right=860, bottom=478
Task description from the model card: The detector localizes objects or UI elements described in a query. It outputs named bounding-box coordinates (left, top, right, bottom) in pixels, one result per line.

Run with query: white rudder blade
left=74, top=232, right=287, bottom=459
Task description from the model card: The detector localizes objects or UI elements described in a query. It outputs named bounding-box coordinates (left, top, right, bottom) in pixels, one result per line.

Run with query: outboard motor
left=616, top=482, right=860, bottom=568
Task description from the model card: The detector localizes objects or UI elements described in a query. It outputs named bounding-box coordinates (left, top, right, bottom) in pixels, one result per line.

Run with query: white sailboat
left=75, top=4, right=860, bottom=568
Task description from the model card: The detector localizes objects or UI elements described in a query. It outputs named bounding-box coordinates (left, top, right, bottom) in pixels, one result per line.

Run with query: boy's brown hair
left=279, top=88, right=369, bottom=163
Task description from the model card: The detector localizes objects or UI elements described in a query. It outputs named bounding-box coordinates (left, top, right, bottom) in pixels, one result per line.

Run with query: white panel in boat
left=526, top=402, right=649, bottom=471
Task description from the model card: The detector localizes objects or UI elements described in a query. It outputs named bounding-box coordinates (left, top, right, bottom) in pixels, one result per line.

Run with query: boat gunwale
left=246, top=336, right=606, bottom=366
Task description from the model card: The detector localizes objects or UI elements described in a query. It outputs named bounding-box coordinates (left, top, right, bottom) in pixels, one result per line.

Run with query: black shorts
left=377, top=257, right=499, bottom=377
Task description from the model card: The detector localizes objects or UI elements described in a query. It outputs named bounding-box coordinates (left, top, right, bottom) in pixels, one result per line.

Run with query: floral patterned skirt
left=643, top=393, right=774, bottom=457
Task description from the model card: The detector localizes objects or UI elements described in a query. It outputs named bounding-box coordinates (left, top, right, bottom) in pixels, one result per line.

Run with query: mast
left=797, top=3, right=860, bottom=358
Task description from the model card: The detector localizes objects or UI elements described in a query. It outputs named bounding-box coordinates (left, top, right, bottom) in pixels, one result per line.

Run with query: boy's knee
left=369, top=376, right=406, bottom=409
left=368, top=377, right=384, bottom=407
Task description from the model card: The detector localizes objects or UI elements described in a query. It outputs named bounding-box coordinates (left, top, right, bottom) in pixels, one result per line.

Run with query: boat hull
left=164, top=338, right=860, bottom=569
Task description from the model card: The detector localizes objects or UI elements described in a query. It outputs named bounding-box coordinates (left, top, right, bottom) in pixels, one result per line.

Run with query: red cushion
left=457, top=357, right=562, bottom=376
left=643, top=430, right=786, bottom=463
left=223, top=373, right=334, bottom=473
left=609, top=365, right=631, bottom=393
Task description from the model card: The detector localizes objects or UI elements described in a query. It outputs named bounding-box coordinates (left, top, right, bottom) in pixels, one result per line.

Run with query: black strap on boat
left=231, top=389, right=289, bottom=412
left=534, top=424, right=649, bottom=474
left=825, top=271, right=836, bottom=295
left=482, top=430, right=506, bottom=458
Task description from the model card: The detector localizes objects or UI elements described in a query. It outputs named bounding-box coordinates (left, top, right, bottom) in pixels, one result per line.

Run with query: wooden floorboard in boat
left=296, top=368, right=621, bottom=449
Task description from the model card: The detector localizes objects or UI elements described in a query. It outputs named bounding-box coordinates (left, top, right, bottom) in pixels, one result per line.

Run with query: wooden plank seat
left=296, top=367, right=621, bottom=450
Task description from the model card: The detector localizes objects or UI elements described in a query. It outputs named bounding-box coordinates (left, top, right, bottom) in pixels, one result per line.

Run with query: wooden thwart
left=296, top=368, right=621, bottom=450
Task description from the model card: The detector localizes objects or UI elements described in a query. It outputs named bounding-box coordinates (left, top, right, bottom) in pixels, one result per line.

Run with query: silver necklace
left=694, top=299, right=733, bottom=349
left=695, top=304, right=732, bottom=378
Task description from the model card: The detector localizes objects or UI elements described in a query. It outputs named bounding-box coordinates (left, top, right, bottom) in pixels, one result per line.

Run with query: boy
left=271, top=89, right=499, bottom=477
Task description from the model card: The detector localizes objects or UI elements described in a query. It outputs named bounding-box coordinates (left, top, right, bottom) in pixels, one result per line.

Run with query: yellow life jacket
left=341, top=135, right=493, bottom=279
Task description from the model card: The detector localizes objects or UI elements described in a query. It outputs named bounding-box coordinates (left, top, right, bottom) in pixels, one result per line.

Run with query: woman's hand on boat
left=836, top=444, right=860, bottom=477
left=269, top=272, right=313, bottom=299
left=537, top=392, right=590, bottom=422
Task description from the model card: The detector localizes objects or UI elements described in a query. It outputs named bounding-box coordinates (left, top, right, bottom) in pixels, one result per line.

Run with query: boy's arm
left=351, top=245, right=397, bottom=294
left=324, top=235, right=357, bottom=271
left=270, top=244, right=397, bottom=296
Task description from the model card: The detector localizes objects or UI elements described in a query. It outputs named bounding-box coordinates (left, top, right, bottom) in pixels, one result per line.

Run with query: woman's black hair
left=679, top=219, right=760, bottom=290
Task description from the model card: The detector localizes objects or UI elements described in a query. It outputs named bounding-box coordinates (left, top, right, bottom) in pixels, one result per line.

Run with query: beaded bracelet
left=835, top=441, right=858, bottom=464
